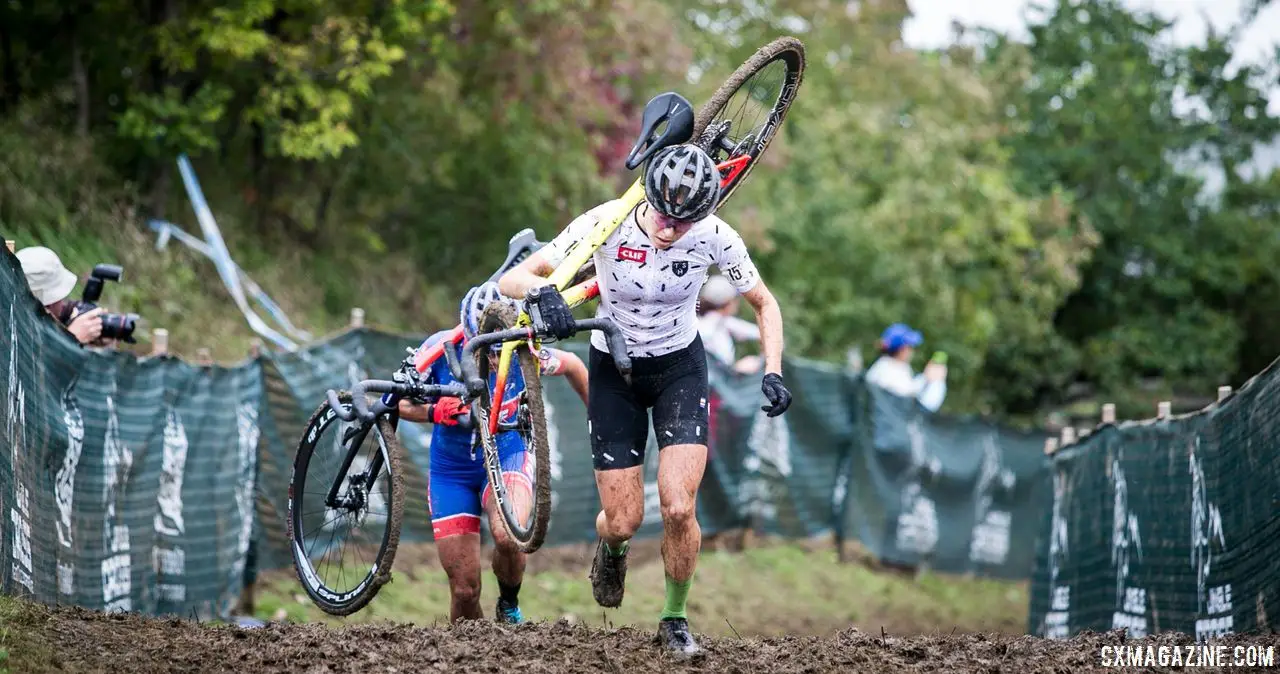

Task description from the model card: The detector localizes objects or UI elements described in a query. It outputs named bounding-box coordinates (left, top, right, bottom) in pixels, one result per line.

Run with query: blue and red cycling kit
left=417, top=330, right=532, bottom=539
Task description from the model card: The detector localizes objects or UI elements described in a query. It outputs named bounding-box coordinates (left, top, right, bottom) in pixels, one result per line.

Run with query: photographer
left=17, top=246, right=108, bottom=346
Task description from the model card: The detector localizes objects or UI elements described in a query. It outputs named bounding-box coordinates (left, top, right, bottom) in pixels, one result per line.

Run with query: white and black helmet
left=643, top=144, right=722, bottom=222
left=460, top=281, right=509, bottom=340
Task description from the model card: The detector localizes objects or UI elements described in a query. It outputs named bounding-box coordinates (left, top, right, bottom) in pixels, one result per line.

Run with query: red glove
left=431, top=397, right=467, bottom=426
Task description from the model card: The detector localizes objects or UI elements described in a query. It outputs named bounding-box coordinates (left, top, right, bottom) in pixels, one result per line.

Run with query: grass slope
left=0, top=121, right=454, bottom=362
left=254, top=540, right=1028, bottom=638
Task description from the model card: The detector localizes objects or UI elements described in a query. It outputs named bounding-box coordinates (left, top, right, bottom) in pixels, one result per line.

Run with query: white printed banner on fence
left=7, top=307, right=34, bottom=594
left=1110, top=453, right=1147, bottom=637
left=154, top=408, right=189, bottom=604
left=1044, top=470, right=1071, bottom=639
left=228, top=401, right=259, bottom=592
left=895, top=419, right=940, bottom=555
left=739, top=410, right=792, bottom=526
left=57, top=385, right=84, bottom=595
left=102, top=396, right=134, bottom=612
left=969, top=433, right=1016, bottom=566
left=1191, top=440, right=1231, bottom=641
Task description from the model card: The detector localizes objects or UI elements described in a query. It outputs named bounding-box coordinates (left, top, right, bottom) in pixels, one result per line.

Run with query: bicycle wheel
left=471, top=301, right=553, bottom=554
left=286, top=391, right=406, bottom=615
left=694, top=36, right=806, bottom=209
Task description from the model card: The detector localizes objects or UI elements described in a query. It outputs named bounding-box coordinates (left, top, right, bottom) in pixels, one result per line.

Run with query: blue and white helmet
left=460, top=281, right=509, bottom=340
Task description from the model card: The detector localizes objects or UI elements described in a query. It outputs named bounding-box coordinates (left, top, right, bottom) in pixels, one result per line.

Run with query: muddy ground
left=6, top=599, right=1278, bottom=674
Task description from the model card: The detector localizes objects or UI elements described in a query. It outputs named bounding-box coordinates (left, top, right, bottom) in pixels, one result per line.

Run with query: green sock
left=605, top=539, right=629, bottom=557
left=660, top=574, right=693, bottom=620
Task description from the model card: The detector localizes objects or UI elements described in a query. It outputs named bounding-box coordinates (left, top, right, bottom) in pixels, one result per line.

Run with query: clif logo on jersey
left=617, top=247, right=647, bottom=264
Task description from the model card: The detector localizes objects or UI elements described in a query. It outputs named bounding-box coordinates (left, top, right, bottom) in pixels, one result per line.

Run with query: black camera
left=57, top=264, right=139, bottom=344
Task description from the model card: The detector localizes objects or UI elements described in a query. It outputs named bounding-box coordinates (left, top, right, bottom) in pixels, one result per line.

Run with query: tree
left=983, top=0, right=1280, bottom=415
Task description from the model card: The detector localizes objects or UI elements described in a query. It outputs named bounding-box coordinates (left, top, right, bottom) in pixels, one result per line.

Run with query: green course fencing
left=251, top=327, right=1054, bottom=585
left=3, top=246, right=1055, bottom=623
left=1027, top=359, right=1280, bottom=641
left=0, top=249, right=263, bottom=619
left=839, top=383, right=1054, bottom=580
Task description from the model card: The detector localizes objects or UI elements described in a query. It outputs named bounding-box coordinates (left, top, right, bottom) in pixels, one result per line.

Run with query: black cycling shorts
left=587, top=335, right=710, bottom=471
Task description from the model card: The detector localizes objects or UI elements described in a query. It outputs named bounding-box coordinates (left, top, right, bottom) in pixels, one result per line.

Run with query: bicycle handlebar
left=327, top=380, right=534, bottom=436
left=328, top=379, right=470, bottom=424
left=460, top=317, right=632, bottom=397
left=329, top=318, right=631, bottom=426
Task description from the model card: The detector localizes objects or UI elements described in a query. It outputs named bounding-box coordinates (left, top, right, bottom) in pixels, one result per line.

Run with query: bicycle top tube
left=413, top=325, right=465, bottom=374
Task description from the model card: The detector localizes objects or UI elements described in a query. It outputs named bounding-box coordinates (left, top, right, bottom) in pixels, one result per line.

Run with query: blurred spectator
left=16, top=246, right=105, bottom=346
left=864, top=322, right=948, bottom=412
left=697, top=274, right=762, bottom=373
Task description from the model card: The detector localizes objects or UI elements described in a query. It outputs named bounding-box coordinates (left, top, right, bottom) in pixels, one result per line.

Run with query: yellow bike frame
left=485, top=179, right=647, bottom=436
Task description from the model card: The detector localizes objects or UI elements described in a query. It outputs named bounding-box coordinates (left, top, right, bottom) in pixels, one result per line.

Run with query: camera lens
left=100, top=312, right=139, bottom=344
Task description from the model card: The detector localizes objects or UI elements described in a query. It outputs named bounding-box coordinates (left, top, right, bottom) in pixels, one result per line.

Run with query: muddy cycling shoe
left=495, top=598, right=524, bottom=625
left=657, top=618, right=704, bottom=658
left=588, top=538, right=628, bottom=608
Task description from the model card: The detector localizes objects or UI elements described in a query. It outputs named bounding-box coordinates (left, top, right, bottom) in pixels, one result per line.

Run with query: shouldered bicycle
left=286, top=37, right=806, bottom=616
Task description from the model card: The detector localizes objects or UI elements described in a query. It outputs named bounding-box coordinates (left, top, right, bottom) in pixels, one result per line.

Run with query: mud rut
left=13, top=601, right=1279, bottom=674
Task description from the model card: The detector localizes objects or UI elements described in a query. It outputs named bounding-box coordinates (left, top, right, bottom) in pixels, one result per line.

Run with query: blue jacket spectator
left=863, top=322, right=947, bottom=412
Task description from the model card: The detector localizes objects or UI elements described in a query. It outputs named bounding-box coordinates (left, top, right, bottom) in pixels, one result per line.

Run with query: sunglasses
left=647, top=204, right=698, bottom=232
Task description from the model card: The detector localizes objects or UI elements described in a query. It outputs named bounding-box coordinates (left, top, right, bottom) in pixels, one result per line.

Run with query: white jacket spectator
left=864, top=322, right=947, bottom=412
left=696, top=274, right=762, bottom=372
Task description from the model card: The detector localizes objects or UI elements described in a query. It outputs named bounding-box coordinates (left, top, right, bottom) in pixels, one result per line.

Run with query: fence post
left=350, top=307, right=365, bottom=328
left=4, top=240, right=14, bottom=254
left=1060, top=427, right=1076, bottom=446
left=151, top=329, right=169, bottom=356
left=196, top=348, right=213, bottom=367
left=1217, top=386, right=1232, bottom=402
left=1101, top=403, right=1116, bottom=425
left=1157, top=401, right=1171, bottom=419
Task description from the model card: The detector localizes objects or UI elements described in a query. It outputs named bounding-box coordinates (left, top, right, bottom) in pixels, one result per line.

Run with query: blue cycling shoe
left=496, top=598, right=524, bottom=624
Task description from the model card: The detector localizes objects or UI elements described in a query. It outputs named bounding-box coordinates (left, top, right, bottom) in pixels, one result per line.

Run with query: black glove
left=524, top=285, right=577, bottom=340
left=760, top=372, right=792, bottom=417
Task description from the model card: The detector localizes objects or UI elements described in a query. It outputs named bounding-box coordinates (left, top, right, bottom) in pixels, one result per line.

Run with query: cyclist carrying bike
left=397, top=282, right=589, bottom=624
left=498, top=143, right=792, bottom=656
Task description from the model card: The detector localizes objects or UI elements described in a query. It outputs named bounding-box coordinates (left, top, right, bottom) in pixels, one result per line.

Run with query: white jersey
left=541, top=200, right=761, bottom=358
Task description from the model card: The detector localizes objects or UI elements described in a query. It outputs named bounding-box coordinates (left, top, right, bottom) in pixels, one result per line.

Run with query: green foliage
left=673, top=0, right=1098, bottom=415
left=123, top=0, right=453, bottom=161
left=983, top=0, right=1280, bottom=410
left=0, top=0, right=1275, bottom=423
left=0, top=0, right=685, bottom=360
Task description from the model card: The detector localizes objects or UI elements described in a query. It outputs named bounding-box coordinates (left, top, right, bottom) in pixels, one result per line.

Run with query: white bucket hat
left=16, top=246, right=78, bottom=306
left=699, top=274, right=737, bottom=309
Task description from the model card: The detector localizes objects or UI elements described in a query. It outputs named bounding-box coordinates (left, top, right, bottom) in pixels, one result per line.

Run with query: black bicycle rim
left=289, top=399, right=395, bottom=612
left=697, top=38, right=806, bottom=207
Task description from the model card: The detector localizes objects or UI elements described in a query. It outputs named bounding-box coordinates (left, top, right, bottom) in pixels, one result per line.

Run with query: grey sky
left=903, top=0, right=1279, bottom=115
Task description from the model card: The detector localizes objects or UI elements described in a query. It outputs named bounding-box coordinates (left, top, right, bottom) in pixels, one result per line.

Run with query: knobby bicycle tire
left=286, top=391, right=406, bottom=616
left=695, top=36, right=807, bottom=209
left=472, top=301, right=553, bottom=554
left=542, top=38, right=805, bottom=297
